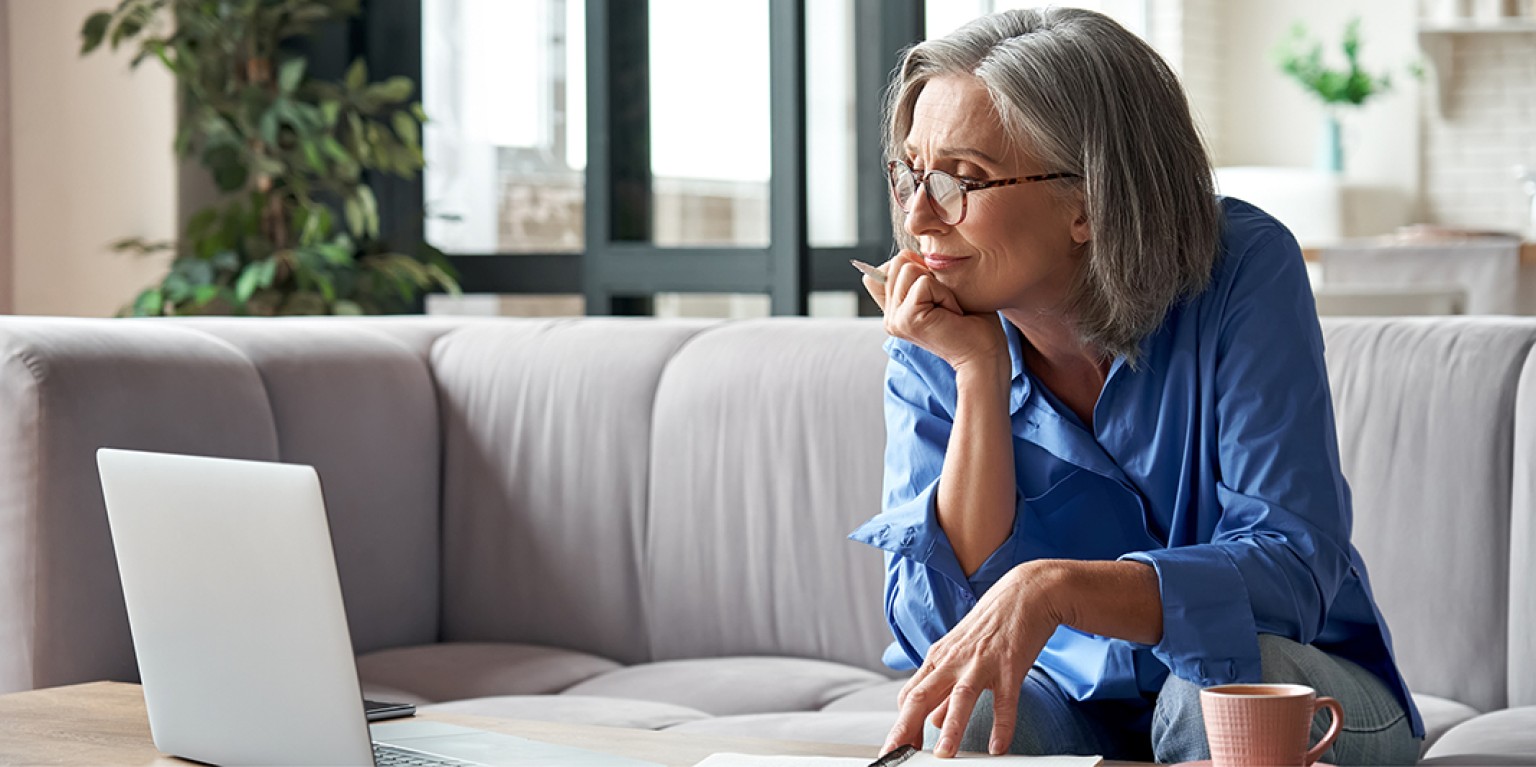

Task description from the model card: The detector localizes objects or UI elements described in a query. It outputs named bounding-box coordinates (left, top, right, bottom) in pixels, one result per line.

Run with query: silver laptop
left=98, top=448, right=660, bottom=767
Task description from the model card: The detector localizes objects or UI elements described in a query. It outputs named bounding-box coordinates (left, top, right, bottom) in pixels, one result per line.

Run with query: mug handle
left=1304, top=696, right=1345, bottom=766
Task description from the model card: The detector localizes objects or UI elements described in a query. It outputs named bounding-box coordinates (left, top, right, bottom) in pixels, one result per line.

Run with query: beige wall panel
left=1, top=1, right=13, bottom=314
left=9, top=0, right=176, bottom=317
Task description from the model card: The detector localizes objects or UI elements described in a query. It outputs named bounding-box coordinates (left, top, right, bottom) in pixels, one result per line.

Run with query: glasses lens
left=889, top=162, right=917, bottom=210
left=926, top=171, right=964, bottom=224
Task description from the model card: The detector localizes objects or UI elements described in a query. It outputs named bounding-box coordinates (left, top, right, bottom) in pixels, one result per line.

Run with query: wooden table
left=0, top=681, right=1142, bottom=766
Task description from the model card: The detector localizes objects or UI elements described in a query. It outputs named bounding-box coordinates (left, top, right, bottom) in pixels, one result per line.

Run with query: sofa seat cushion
left=665, top=711, right=894, bottom=747
left=356, top=642, right=621, bottom=702
left=562, top=657, right=889, bottom=716
left=1413, top=693, right=1483, bottom=755
left=358, top=683, right=434, bottom=707
left=1420, top=706, right=1536, bottom=765
left=422, top=695, right=709, bottom=730
left=821, top=680, right=905, bottom=712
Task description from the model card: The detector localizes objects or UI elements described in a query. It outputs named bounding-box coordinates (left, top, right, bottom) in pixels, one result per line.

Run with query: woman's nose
left=903, top=184, right=948, bottom=238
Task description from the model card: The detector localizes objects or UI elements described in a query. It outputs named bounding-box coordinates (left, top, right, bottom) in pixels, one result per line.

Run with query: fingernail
left=936, top=738, right=953, bottom=755
left=990, top=739, right=1006, bottom=755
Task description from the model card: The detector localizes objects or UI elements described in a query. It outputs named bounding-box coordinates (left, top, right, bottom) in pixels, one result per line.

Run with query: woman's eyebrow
left=901, top=145, right=1001, bottom=165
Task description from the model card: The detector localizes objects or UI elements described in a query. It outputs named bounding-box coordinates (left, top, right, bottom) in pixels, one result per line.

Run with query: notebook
left=693, top=754, right=1101, bottom=767
left=97, top=448, right=660, bottom=767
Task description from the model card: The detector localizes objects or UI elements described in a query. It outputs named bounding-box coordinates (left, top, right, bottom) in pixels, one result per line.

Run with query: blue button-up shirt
left=849, top=197, right=1422, bottom=737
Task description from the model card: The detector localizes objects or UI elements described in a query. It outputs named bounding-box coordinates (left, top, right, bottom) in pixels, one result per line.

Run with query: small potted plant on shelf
left=1273, top=17, right=1403, bottom=174
left=80, top=0, right=458, bottom=316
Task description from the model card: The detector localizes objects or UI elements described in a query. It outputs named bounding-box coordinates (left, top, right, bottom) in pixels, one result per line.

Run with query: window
left=423, top=0, right=586, bottom=254
left=369, top=0, right=925, bottom=315
left=649, top=0, right=771, bottom=248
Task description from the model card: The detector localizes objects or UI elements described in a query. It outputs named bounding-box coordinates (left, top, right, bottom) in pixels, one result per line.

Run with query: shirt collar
left=1000, top=313, right=1137, bottom=486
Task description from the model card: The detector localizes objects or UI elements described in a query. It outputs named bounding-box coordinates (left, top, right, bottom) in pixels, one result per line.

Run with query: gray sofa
left=0, top=314, right=1533, bottom=764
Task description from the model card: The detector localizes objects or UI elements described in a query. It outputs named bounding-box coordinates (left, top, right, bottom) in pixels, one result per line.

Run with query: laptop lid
left=98, top=448, right=375, bottom=766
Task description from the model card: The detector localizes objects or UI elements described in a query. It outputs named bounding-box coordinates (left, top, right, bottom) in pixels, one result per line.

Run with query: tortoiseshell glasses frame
left=886, top=159, right=1080, bottom=226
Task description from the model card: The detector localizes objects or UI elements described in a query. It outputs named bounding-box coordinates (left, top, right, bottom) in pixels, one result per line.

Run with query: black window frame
left=346, top=0, right=924, bottom=316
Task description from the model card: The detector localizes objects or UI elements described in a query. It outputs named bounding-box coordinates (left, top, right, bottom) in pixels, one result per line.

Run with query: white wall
left=1215, top=0, right=1422, bottom=220
left=6, top=0, right=177, bottom=317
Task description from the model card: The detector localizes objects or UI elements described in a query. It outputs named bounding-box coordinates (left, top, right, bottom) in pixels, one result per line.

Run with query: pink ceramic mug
left=1200, top=683, right=1344, bottom=767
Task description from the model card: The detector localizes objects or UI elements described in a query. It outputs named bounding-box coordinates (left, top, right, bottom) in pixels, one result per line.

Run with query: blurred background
left=2, top=0, right=1533, bottom=319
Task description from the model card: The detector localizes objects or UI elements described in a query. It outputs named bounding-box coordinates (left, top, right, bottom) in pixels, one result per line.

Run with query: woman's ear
left=1070, top=208, right=1092, bottom=245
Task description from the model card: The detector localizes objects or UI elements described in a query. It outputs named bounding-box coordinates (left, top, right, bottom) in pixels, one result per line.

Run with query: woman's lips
left=923, top=254, right=969, bottom=271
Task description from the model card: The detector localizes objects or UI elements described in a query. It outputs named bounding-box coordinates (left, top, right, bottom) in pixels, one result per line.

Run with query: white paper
left=692, top=752, right=1102, bottom=767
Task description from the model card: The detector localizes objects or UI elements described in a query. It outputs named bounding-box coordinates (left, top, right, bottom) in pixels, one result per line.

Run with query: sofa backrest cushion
left=1321, top=317, right=1536, bottom=712
left=433, top=319, right=709, bottom=665
left=644, top=319, right=895, bottom=674
left=181, top=319, right=449, bottom=654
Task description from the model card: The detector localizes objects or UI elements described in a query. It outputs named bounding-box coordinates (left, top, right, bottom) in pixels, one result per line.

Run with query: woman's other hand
left=881, top=561, right=1067, bottom=758
left=861, top=250, right=1007, bottom=375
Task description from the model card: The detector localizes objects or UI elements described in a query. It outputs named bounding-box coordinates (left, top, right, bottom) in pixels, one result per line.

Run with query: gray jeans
left=924, top=635, right=1422, bottom=765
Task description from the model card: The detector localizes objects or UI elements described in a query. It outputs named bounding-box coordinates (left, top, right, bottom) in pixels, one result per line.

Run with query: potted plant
left=1273, top=17, right=1400, bottom=174
left=81, top=0, right=458, bottom=316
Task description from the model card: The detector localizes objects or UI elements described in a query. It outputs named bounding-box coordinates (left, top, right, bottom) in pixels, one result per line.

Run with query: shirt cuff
left=1120, top=547, right=1263, bottom=687
left=849, top=480, right=968, bottom=591
left=849, top=480, right=1019, bottom=598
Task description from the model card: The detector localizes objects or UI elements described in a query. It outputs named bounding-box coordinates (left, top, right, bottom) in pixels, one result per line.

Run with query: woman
left=848, top=8, right=1422, bottom=764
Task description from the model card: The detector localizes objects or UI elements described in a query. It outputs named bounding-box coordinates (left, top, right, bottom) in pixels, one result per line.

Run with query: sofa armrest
left=0, top=318, right=279, bottom=693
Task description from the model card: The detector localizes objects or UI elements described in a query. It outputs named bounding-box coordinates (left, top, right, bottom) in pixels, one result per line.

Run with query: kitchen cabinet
left=1419, top=20, right=1536, bottom=115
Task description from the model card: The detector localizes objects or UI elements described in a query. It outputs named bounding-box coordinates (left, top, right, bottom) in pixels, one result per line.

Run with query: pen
left=868, top=744, right=916, bottom=767
left=850, top=259, right=888, bottom=285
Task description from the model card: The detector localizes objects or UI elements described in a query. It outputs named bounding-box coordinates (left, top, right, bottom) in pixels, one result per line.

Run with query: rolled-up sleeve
left=1122, top=226, right=1354, bottom=687
left=849, top=341, right=1022, bottom=669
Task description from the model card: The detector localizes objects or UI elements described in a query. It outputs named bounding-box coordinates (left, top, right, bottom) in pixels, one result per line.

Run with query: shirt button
left=1226, top=660, right=1237, bottom=678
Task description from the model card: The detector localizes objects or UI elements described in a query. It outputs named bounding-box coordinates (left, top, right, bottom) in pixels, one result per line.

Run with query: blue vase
left=1317, top=112, right=1343, bottom=174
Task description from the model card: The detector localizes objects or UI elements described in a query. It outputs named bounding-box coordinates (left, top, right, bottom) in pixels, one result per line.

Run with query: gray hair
left=886, top=7, right=1220, bottom=363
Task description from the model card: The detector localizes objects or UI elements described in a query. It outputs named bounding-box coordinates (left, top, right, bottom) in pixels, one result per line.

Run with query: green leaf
left=202, top=144, right=248, bottom=191
left=173, top=257, right=215, bottom=286
left=110, top=4, right=149, bottom=48
left=259, top=108, right=281, bottom=146
left=344, top=59, right=368, bottom=91
left=163, top=272, right=193, bottom=302
left=132, top=287, right=165, bottom=316
left=301, top=139, right=325, bottom=172
left=146, top=40, right=174, bottom=72
left=391, top=111, right=420, bottom=149
left=332, top=299, right=364, bottom=316
left=80, top=12, right=113, bottom=55
left=426, top=263, right=461, bottom=294
left=321, top=135, right=351, bottom=164
left=356, top=186, right=379, bottom=238
left=258, top=256, right=280, bottom=288
left=320, top=99, right=341, bottom=127
left=210, top=250, right=240, bottom=273
left=192, top=285, right=221, bottom=306
left=235, top=261, right=263, bottom=302
left=344, top=195, right=364, bottom=238
left=278, top=57, right=306, bottom=95
left=173, top=123, right=194, bottom=157
left=316, top=242, right=353, bottom=266
left=372, top=76, right=414, bottom=103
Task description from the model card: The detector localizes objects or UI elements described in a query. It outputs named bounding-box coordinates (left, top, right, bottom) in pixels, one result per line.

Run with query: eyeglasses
left=886, top=159, right=1079, bottom=226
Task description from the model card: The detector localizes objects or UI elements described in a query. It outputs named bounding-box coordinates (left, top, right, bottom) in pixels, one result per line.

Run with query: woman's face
left=899, top=74, right=1088, bottom=315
